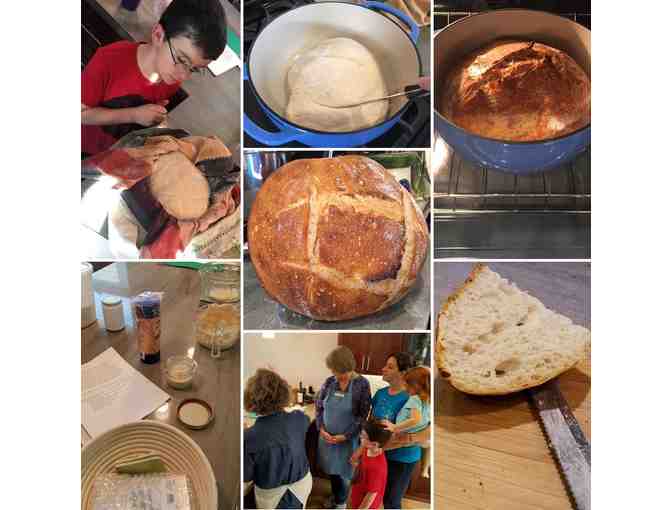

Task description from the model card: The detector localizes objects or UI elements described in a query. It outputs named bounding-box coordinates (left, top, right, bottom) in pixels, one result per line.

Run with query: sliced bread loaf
left=436, top=264, right=590, bottom=395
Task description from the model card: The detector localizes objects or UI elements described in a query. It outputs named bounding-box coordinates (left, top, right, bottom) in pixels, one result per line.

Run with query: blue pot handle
left=243, top=64, right=300, bottom=146
left=363, top=1, right=420, bottom=44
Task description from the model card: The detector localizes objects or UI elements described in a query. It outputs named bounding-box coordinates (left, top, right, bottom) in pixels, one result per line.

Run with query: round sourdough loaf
left=440, top=40, right=590, bottom=142
left=248, top=156, right=429, bottom=321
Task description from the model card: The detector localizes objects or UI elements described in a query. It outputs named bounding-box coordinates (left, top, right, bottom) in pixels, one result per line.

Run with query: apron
left=254, top=471, right=313, bottom=509
left=317, top=378, right=359, bottom=479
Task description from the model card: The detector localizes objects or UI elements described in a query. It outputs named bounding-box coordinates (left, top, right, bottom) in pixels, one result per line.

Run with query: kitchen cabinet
left=338, top=333, right=406, bottom=375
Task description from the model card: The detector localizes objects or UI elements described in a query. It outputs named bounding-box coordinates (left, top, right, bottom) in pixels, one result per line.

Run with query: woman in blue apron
left=316, top=347, right=371, bottom=509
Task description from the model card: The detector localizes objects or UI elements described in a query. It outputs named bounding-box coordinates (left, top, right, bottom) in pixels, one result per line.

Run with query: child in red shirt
left=350, top=419, right=393, bottom=509
left=81, top=0, right=227, bottom=155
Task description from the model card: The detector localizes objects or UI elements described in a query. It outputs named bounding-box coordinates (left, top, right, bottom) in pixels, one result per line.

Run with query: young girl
left=380, top=366, right=431, bottom=477
left=380, top=366, right=431, bottom=435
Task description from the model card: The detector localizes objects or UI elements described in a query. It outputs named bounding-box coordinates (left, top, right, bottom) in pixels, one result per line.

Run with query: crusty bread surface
left=440, top=40, right=590, bottom=142
left=248, top=156, right=429, bottom=321
left=436, top=264, right=590, bottom=395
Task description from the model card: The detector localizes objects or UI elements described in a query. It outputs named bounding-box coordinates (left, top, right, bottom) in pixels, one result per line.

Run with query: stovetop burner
left=243, top=0, right=431, bottom=148
left=244, top=0, right=312, bottom=61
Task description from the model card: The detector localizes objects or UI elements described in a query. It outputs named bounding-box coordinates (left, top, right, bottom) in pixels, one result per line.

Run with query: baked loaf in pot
left=248, top=156, right=429, bottom=321
left=436, top=264, right=590, bottom=395
left=440, top=40, right=591, bottom=142
left=285, top=38, right=389, bottom=132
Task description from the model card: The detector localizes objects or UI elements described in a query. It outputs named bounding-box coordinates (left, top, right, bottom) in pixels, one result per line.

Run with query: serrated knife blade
left=529, top=380, right=591, bottom=510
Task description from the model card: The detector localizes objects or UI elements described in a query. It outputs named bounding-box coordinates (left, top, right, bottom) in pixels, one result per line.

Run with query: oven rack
left=433, top=141, right=590, bottom=215
left=433, top=6, right=591, bottom=30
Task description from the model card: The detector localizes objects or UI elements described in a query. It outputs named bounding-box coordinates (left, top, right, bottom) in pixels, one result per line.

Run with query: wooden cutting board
left=433, top=262, right=591, bottom=510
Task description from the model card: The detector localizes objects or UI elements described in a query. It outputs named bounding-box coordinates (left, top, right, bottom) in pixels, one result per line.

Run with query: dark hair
left=388, top=352, right=414, bottom=373
left=404, top=366, right=431, bottom=403
left=326, top=346, right=356, bottom=374
left=160, top=0, right=227, bottom=60
left=363, top=419, right=392, bottom=448
left=244, top=369, right=290, bottom=415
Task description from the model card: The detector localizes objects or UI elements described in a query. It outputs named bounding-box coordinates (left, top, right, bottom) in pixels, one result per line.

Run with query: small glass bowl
left=165, top=355, right=198, bottom=390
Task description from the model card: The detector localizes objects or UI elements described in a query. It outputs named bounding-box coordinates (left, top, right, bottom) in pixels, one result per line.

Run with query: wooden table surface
left=433, top=262, right=591, bottom=510
left=82, top=263, right=240, bottom=510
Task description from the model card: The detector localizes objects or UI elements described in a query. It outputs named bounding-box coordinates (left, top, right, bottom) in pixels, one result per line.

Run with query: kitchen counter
left=433, top=262, right=591, bottom=510
left=243, top=256, right=431, bottom=330
left=93, top=0, right=241, bottom=155
left=81, top=263, right=240, bottom=509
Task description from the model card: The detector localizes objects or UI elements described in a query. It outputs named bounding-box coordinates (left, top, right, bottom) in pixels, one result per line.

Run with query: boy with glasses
left=81, top=0, right=227, bottom=156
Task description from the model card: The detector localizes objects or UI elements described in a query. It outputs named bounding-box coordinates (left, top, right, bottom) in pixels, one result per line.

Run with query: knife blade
left=529, top=380, right=591, bottom=510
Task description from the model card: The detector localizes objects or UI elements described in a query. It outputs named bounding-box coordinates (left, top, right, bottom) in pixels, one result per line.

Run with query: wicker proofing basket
left=82, top=421, right=217, bottom=510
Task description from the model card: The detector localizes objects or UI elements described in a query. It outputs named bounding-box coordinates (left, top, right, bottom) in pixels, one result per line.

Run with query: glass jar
left=164, top=355, right=198, bottom=390
left=198, top=262, right=240, bottom=304
left=196, top=263, right=241, bottom=354
left=81, top=262, right=96, bottom=329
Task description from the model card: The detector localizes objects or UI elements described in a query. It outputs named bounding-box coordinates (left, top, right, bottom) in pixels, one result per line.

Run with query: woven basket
left=81, top=421, right=217, bottom=510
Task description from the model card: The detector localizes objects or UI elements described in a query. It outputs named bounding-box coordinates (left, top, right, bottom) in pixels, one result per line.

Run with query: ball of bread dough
left=285, top=38, right=388, bottom=132
left=149, top=152, right=209, bottom=220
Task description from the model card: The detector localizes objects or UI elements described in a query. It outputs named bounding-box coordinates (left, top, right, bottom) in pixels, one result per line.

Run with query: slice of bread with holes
left=436, top=264, right=590, bottom=395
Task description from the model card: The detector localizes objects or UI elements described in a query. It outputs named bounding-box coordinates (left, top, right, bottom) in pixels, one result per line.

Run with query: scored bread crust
left=248, top=156, right=429, bottom=321
left=436, top=264, right=589, bottom=395
left=440, top=40, right=590, bottom=142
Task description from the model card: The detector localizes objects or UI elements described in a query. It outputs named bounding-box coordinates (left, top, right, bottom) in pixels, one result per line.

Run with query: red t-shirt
left=81, top=41, right=181, bottom=155
left=350, top=451, right=388, bottom=509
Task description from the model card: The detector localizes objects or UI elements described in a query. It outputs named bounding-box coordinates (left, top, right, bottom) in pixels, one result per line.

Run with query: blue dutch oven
left=434, top=9, right=591, bottom=173
left=244, top=1, right=421, bottom=147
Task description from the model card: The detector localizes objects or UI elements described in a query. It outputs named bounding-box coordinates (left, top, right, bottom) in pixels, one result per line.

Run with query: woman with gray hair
left=315, top=346, right=372, bottom=509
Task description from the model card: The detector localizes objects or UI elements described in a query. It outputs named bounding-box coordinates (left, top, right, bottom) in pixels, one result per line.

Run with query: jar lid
left=177, top=399, right=214, bottom=430
left=102, top=295, right=122, bottom=306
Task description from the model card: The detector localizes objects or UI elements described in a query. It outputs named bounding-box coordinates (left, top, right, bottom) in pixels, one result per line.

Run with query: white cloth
left=254, top=471, right=313, bottom=510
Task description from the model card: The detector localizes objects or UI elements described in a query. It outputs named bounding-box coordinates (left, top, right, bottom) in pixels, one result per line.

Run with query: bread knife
left=528, top=380, right=591, bottom=510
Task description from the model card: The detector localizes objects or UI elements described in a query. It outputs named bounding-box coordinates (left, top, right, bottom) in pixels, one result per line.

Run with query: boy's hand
left=132, top=102, right=168, bottom=126
left=380, top=419, right=396, bottom=432
left=330, top=434, right=347, bottom=444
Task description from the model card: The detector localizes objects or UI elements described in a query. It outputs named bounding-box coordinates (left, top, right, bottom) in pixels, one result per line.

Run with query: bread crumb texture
left=437, top=264, right=590, bottom=394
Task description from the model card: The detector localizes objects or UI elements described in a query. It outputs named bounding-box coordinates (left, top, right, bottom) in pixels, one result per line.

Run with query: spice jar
left=102, top=296, right=125, bottom=332
left=132, top=291, right=163, bottom=364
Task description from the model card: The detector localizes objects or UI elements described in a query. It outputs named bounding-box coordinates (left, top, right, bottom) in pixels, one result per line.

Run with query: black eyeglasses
left=167, top=37, right=204, bottom=75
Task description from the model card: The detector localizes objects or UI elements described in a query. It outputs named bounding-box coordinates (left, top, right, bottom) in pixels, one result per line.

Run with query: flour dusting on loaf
left=248, top=156, right=428, bottom=321
left=436, top=264, right=590, bottom=395
left=440, top=40, right=590, bottom=141
left=286, top=38, right=388, bottom=132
